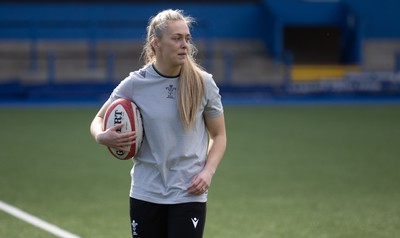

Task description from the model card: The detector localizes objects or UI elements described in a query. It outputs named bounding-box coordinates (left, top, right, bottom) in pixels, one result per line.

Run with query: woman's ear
left=151, top=39, right=159, bottom=49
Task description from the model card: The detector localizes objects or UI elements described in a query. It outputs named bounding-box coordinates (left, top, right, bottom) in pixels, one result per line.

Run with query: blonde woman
left=90, top=9, right=226, bottom=238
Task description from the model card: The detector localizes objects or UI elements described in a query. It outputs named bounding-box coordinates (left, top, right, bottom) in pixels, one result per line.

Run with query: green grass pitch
left=0, top=104, right=399, bottom=238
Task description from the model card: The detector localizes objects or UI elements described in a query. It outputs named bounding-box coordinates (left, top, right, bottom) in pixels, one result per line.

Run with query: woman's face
left=156, top=20, right=191, bottom=69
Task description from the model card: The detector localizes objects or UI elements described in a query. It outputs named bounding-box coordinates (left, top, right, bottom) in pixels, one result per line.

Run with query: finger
left=191, top=177, right=208, bottom=189
left=115, top=146, right=131, bottom=152
left=188, top=180, right=208, bottom=195
left=188, top=179, right=200, bottom=193
left=115, top=142, right=132, bottom=149
left=117, top=134, right=137, bottom=144
left=188, top=188, right=204, bottom=195
left=194, top=186, right=208, bottom=195
left=188, top=183, right=199, bottom=194
left=188, top=186, right=204, bottom=194
left=111, top=123, right=125, bottom=131
left=116, top=137, right=136, bottom=146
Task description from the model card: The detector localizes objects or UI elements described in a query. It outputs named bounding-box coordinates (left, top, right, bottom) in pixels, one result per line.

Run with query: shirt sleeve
left=203, top=72, right=224, bottom=118
left=110, top=73, right=135, bottom=101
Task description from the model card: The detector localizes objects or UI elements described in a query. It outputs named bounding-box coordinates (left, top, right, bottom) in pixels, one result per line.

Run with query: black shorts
left=129, top=197, right=207, bottom=238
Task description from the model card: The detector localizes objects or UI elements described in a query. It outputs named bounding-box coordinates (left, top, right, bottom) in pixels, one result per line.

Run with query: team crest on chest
left=165, top=84, right=176, bottom=99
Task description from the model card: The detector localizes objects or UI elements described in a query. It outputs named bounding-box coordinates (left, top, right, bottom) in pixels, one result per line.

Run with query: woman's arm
left=188, top=114, right=227, bottom=195
left=90, top=100, right=136, bottom=152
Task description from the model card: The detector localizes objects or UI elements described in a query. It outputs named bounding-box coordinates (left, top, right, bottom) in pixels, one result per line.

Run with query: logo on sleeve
left=138, top=69, right=146, bottom=78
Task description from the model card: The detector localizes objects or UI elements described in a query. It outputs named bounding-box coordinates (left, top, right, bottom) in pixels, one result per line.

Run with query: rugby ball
left=103, top=98, right=143, bottom=160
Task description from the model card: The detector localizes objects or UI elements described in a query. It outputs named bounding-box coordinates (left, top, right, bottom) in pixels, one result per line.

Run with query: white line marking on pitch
left=0, top=200, right=81, bottom=238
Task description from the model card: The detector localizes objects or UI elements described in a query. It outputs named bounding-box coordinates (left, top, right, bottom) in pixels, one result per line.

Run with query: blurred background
left=1, top=0, right=400, bottom=104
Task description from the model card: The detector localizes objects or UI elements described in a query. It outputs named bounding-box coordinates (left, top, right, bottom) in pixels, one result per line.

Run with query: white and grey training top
left=109, top=64, right=224, bottom=204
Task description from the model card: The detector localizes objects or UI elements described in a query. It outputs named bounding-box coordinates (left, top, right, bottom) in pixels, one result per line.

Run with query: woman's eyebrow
left=171, top=33, right=191, bottom=37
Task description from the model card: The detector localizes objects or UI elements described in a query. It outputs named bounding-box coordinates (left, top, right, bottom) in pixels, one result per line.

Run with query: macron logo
left=191, top=217, right=199, bottom=228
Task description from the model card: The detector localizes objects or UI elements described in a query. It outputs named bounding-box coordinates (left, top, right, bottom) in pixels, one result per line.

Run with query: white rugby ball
left=103, top=98, right=143, bottom=160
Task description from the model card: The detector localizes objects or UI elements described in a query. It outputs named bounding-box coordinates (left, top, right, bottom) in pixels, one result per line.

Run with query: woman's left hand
left=188, top=169, right=214, bottom=195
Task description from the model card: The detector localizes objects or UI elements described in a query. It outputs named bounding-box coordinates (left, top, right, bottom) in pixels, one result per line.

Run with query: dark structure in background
left=284, top=26, right=341, bottom=64
left=263, top=0, right=362, bottom=65
left=0, top=0, right=399, bottom=100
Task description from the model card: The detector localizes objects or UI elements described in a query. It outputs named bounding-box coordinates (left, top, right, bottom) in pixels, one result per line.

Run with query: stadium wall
left=0, top=3, right=266, bottom=40
left=1, top=1, right=400, bottom=40
left=1, top=1, right=400, bottom=100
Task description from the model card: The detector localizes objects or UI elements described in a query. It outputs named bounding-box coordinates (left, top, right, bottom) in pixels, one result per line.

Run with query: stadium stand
left=0, top=0, right=400, bottom=100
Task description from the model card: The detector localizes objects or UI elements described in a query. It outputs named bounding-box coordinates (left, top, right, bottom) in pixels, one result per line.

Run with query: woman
left=90, top=9, right=226, bottom=238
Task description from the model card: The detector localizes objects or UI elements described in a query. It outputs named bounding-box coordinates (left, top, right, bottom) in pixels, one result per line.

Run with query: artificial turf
left=0, top=105, right=399, bottom=238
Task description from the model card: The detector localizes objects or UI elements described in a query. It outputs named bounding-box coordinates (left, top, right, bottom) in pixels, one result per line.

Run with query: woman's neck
left=153, top=62, right=181, bottom=77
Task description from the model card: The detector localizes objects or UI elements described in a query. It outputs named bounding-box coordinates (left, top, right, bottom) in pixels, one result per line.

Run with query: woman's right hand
left=96, top=123, right=137, bottom=152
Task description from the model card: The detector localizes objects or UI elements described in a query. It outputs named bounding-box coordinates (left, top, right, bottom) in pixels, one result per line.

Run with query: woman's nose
left=182, top=39, right=189, bottom=48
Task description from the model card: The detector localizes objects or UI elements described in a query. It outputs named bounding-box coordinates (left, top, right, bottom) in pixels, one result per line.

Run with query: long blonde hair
left=142, top=9, right=205, bottom=129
